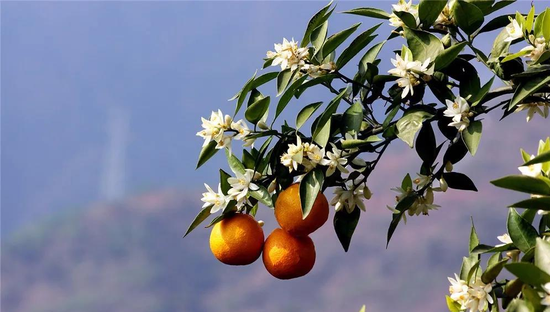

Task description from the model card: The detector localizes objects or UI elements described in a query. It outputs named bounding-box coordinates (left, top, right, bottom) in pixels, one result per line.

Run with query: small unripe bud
left=445, top=161, right=453, bottom=172
left=257, top=220, right=265, bottom=227
left=442, top=34, right=451, bottom=48
left=363, top=186, right=372, bottom=200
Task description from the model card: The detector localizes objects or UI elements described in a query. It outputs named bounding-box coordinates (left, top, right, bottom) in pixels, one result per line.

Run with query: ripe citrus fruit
left=275, top=183, right=329, bottom=237
left=209, top=213, right=264, bottom=266
left=262, top=228, right=316, bottom=279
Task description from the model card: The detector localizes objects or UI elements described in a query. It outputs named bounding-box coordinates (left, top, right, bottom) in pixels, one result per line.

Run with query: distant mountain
left=1, top=186, right=517, bottom=312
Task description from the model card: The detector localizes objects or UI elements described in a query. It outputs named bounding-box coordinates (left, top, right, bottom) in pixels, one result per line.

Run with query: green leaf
left=299, top=168, right=324, bottom=218
left=507, top=208, right=538, bottom=253
left=311, top=21, right=329, bottom=56
left=543, top=8, right=550, bottom=41
left=245, top=96, right=270, bottom=124
left=521, top=284, right=543, bottom=312
left=403, top=27, right=444, bottom=62
left=534, top=9, right=547, bottom=39
left=296, top=102, right=323, bottom=130
left=234, top=71, right=257, bottom=115
left=523, top=150, right=550, bottom=166
left=462, top=121, right=482, bottom=156
left=359, top=41, right=386, bottom=70
left=501, top=49, right=532, bottom=63
left=435, top=42, right=467, bottom=71
left=343, top=101, right=364, bottom=134
left=295, top=74, right=335, bottom=98
left=321, top=23, right=361, bottom=59
left=470, top=77, right=495, bottom=107
left=183, top=206, right=211, bottom=237
left=402, top=173, right=413, bottom=191
left=396, top=108, right=435, bottom=148
left=196, top=140, right=219, bottom=169
left=460, top=254, right=479, bottom=282
left=443, top=172, right=478, bottom=191
left=446, top=296, right=462, bottom=312
left=474, top=14, right=514, bottom=36
left=225, top=149, right=245, bottom=175
left=394, top=11, right=418, bottom=29
left=506, top=262, right=550, bottom=287
left=490, top=28, right=511, bottom=59
left=230, top=72, right=278, bottom=101
left=276, top=69, right=294, bottom=96
left=343, top=7, right=390, bottom=20
left=387, top=194, right=418, bottom=247
left=312, top=88, right=346, bottom=147
left=418, top=0, right=447, bottom=28
left=250, top=185, right=274, bottom=208
left=536, top=237, right=550, bottom=275
left=482, top=258, right=508, bottom=283
left=491, top=175, right=550, bottom=196
left=509, top=75, right=550, bottom=109
left=510, top=197, right=550, bottom=211
left=275, top=74, right=309, bottom=121
left=220, top=169, right=231, bottom=194
left=469, top=220, right=480, bottom=253
left=453, top=0, right=484, bottom=36
left=336, top=24, right=380, bottom=68
left=341, top=136, right=382, bottom=149
left=525, top=5, right=535, bottom=33
left=471, top=243, right=514, bottom=254
left=334, top=207, right=360, bottom=252
left=301, top=1, right=334, bottom=47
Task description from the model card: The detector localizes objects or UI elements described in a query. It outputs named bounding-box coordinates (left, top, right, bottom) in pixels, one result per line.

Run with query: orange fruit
left=275, top=183, right=329, bottom=237
left=262, top=228, right=316, bottom=279
left=209, top=213, right=264, bottom=265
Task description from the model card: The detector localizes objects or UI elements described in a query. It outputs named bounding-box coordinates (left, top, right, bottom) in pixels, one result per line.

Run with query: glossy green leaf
left=534, top=9, right=547, bottom=39
left=225, top=149, right=245, bottom=175
left=543, top=8, right=550, bottom=41
left=295, top=74, right=335, bottom=99
left=312, top=88, right=346, bottom=147
left=311, top=21, right=329, bottom=56
left=245, top=96, right=270, bottom=124
left=415, top=122, right=436, bottom=164
left=229, top=72, right=278, bottom=101
left=394, top=11, right=418, bottom=29
left=507, top=208, right=538, bottom=253
left=435, top=42, right=467, bottom=71
left=462, top=120, right=482, bottom=156
left=301, top=1, right=334, bottom=47
left=523, top=150, right=550, bottom=166
left=418, top=0, right=447, bottom=28
left=334, top=207, right=360, bottom=252
left=343, top=102, right=364, bottom=134
left=460, top=254, right=479, bottom=282
left=397, top=108, right=435, bottom=148
left=387, top=194, right=418, bottom=247
left=250, top=185, right=274, bottom=208
left=275, top=74, right=309, bottom=121
left=276, top=69, right=294, bottom=96
left=183, top=206, right=211, bottom=237
left=296, top=101, right=323, bottom=130
left=300, top=168, right=324, bottom=218
left=343, top=7, right=390, bottom=19
left=509, top=75, right=550, bottom=109
left=501, top=49, right=531, bottom=63
left=196, top=140, right=219, bottom=169
left=482, top=257, right=508, bottom=283
left=510, top=197, right=550, bottom=211
left=506, top=262, right=550, bottom=287
left=446, top=296, right=462, bottom=312
left=234, top=71, right=257, bottom=115
left=491, top=175, right=550, bottom=196
left=443, top=172, right=478, bottom=191
left=321, top=23, right=361, bottom=59
left=469, top=220, right=480, bottom=253
left=220, top=169, right=231, bottom=194
left=490, top=28, right=511, bottom=59
left=341, top=136, right=382, bottom=149
left=453, top=0, right=484, bottom=36
left=525, top=5, right=535, bottom=33
left=536, top=237, right=550, bottom=275
left=336, top=24, right=380, bottom=68
left=521, top=284, right=543, bottom=312
left=474, top=14, right=514, bottom=37
left=470, top=77, right=495, bottom=107
left=359, top=41, right=386, bottom=71
left=403, top=27, right=444, bottom=62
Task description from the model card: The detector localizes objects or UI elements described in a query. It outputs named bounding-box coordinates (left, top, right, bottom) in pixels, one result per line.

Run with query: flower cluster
left=266, top=38, right=310, bottom=72
left=303, top=62, right=337, bottom=78
left=389, top=0, right=419, bottom=28
left=201, top=168, right=260, bottom=213
left=516, top=96, right=550, bottom=122
left=521, top=36, right=548, bottom=62
left=443, top=96, right=472, bottom=132
left=434, top=1, right=454, bottom=27
left=280, top=139, right=348, bottom=177
left=388, top=52, right=432, bottom=98
left=331, top=180, right=372, bottom=213
left=448, top=275, right=494, bottom=312
left=196, top=110, right=253, bottom=153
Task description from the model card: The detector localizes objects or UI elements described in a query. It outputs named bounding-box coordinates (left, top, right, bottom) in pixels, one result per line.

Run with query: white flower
left=521, top=37, right=547, bottom=62
left=518, top=155, right=542, bottom=177
left=267, top=38, right=309, bottom=71
left=231, top=119, right=250, bottom=141
left=505, top=19, right=523, bottom=42
left=201, top=183, right=228, bottom=214
left=197, top=110, right=232, bottom=146
left=495, top=233, right=512, bottom=247
left=542, top=282, right=550, bottom=306
left=515, top=101, right=549, bottom=122
left=435, top=2, right=454, bottom=26
left=433, top=177, right=448, bottom=192
left=330, top=182, right=368, bottom=213
left=320, top=143, right=348, bottom=177
left=463, top=279, right=493, bottom=312
left=280, top=137, right=304, bottom=172
left=444, top=97, right=471, bottom=131
left=389, top=53, right=412, bottom=77
left=389, top=0, right=419, bottom=28
left=411, top=188, right=440, bottom=216
left=303, top=142, right=325, bottom=165
left=227, top=169, right=259, bottom=202
left=389, top=53, right=430, bottom=98
left=304, top=62, right=337, bottom=78
left=413, top=173, right=430, bottom=189
left=448, top=273, right=469, bottom=306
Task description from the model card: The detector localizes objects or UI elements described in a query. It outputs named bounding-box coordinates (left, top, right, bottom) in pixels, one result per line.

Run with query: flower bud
left=439, top=177, right=448, bottom=192
left=363, top=186, right=372, bottom=200
left=267, top=179, right=277, bottom=193
left=352, top=157, right=367, bottom=167
left=442, top=34, right=451, bottom=48
left=257, top=220, right=265, bottom=227
left=445, top=161, right=453, bottom=172
left=257, top=121, right=270, bottom=130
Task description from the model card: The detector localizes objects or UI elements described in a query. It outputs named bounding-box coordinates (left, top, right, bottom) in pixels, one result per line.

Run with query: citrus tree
left=186, top=0, right=550, bottom=310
